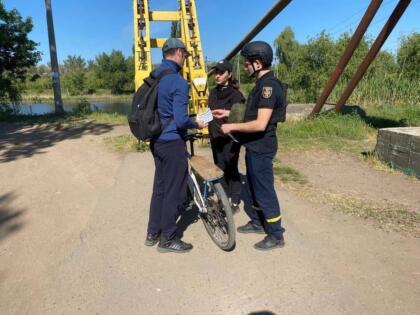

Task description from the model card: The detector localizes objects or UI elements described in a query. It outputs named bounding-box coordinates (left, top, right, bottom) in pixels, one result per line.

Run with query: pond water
left=14, top=100, right=132, bottom=115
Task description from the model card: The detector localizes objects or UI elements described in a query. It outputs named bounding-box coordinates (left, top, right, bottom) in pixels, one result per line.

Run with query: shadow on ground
left=0, top=121, right=113, bottom=163
left=177, top=207, right=199, bottom=239
left=0, top=192, right=25, bottom=242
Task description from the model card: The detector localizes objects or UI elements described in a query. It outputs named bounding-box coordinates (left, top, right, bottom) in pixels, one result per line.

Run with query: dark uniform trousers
left=210, top=137, right=241, bottom=205
left=245, top=149, right=283, bottom=239
left=148, top=139, right=188, bottom=240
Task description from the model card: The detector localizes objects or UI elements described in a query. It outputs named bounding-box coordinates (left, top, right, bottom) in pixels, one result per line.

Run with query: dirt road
left=1, top=122, right=419, bottom=314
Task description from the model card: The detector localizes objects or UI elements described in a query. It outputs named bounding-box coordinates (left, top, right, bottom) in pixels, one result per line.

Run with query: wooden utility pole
left=45, top=0, right=64, bottom=114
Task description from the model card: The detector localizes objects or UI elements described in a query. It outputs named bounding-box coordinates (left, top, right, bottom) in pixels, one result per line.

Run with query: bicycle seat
left=190, top=155, right=223, bottom=181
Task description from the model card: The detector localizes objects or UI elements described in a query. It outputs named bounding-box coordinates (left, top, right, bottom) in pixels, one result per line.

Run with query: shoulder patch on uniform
left=262, top=86, right=273, bottom=99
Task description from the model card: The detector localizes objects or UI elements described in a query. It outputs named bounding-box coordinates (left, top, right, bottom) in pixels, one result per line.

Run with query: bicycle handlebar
left=185, top=132, right=203, bottom=142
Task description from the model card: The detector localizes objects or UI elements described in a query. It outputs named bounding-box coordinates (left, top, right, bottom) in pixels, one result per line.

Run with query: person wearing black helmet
left=212, top=41, right=285, bottom=250
left=208, top=59, right=245, bottom=212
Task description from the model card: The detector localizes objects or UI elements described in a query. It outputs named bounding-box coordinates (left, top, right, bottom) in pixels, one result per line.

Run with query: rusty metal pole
left=208, top=0, right=292, bottom=76
left=310, top=0, right=383, bottom=117
left=335, top=0, right=411, bottom=112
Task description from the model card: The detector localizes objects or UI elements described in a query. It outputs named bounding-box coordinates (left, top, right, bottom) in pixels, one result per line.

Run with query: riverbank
left=20, top=92, right=133, bottom=103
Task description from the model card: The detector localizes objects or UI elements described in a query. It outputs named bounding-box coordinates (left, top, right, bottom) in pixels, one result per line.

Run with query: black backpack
left=279, top=81, right=288, bottom=123
left=264, top=77, right=288, bottom=123
left=128, top=69, right=175, bottom=141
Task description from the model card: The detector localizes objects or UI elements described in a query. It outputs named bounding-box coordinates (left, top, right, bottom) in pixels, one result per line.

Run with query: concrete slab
left=376, top=127, right=420, bottom=177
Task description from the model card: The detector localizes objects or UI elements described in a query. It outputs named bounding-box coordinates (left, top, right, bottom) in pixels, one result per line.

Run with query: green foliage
left=397, top=32, right=420, bottom=81
left=366, top=104, right=420, bottom=127
left=273, top=162, right=308, bottom=185
left=72, top=98, right=92, bottom=115
left=62, top=56, right=87, bottom=95
left=0, top=2, right=41, bottom=103
left=95, top=50, right=133, bottom=94
left=278, top=103, right=420, bottom=153
left=278, top=111, right=374, bottom=152
left=104, top=134, right=149, bottom=152
left=273, top=27, right=419, bottom=106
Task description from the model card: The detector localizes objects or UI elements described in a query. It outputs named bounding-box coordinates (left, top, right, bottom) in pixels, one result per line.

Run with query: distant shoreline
left=20, top=93, right=133, bottom=104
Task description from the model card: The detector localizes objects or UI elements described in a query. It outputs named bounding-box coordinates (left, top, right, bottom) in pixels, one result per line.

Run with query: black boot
left=237, top=221, right=265, bottom=234
left=254, top=235, right=285, bottom=251
left=144, top=233, right=160, bottom=246
left=157, top=237, right=193, bottom=253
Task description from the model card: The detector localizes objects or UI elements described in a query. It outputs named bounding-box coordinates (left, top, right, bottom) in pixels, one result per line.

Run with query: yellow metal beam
left=133, top=0, right=209, bottom=130
left=133, top=0, right=152, bottom=89
left=150, top=38, right=169, bottom=48
left=149, top=11, right=180, bottom=21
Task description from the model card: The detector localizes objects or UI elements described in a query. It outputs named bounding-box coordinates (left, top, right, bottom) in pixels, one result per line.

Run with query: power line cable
left=328, top=0, right=396, bottom=37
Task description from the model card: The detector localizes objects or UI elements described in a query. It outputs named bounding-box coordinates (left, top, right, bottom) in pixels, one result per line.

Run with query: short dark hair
left=229, top=78, right=240, bottom=90
left=164, top=48, right=180, bottom=58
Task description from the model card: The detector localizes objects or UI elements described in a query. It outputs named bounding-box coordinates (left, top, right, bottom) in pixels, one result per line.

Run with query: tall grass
left=278, top=111, right=374, bottom=152
left=329, top=75, right=420, bottom=107
left=278, top=104, right=420, bottom=153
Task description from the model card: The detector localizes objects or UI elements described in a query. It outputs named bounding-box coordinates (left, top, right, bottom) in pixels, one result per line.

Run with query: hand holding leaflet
left=196, top=108, right=213, bottom=124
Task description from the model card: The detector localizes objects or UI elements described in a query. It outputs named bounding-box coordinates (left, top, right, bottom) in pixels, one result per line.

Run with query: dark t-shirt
left=241, top=71, right=284, bottom=153
left=208, top=85, right=245, bottom=139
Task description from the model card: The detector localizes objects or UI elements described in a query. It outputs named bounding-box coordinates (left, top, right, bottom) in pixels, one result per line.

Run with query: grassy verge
left=0, top=112, right=127, bottom=125
left=104, top=134, right=149, bottom=152
left=278, top=104, right=420, bottom=153
left=274, top=161, right=308, bottom=185
left=278, top=111, right=375, bottom=153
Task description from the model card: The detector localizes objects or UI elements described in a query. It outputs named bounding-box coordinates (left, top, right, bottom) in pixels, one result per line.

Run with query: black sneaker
left=144, top=233, right=160, bottom=246
left=157, top=237, right=193, bottom=253
left=254, top=235, right=285, bottom=251
left=237, top=221, right=265, bottom=234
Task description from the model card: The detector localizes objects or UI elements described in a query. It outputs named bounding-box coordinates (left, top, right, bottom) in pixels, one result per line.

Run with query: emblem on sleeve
left=262, top=86, right=273, bottom=99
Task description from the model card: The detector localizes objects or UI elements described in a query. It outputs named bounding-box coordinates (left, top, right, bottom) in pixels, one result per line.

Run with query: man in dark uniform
left=212, top=41, right=285, bottom=250
left=146, top=38, right=206, bottom=253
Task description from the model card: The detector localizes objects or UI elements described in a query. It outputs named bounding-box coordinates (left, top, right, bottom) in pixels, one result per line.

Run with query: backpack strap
left=152, top=68, right=177, bottom=133
left=144, top=68, right=176, bottom=86
left=149, top=68, right=176, bottom=81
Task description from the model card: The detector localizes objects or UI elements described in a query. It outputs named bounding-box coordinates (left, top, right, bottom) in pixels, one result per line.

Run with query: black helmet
left=240, top=41, right=273, bottom=67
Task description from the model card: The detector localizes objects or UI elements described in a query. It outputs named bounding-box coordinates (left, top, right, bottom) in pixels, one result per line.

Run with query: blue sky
left=4, top=0, right=419, bottom=65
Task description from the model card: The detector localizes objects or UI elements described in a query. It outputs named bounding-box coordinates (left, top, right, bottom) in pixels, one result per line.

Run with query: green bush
left=72, top=98, right=92, bottom=115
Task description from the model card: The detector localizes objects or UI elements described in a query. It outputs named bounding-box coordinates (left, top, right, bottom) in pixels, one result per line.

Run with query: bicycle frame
left=186, top=134, right=217, bottom=214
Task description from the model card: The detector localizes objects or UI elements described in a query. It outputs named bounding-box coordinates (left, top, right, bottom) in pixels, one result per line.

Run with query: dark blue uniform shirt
left=155, top=59, right=198, bottom=141
left=241, top=71, right=284, bottom=153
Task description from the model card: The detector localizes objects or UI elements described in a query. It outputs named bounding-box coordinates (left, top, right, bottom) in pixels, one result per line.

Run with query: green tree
left=124, top=56, right=135, bottom=92
left=397, top=32, right=420, bottom=81
left=0, top=2, right=41, bottom=103
left=95, top=50, right=130, bottom=94
left=85, top=60, right=101, bottom=94
left=62, top=55, right=86, bottom=95
left=21, top=64, right=52, bottom=94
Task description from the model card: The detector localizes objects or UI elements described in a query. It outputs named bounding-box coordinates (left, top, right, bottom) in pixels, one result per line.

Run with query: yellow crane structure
left=133, top=0, right=208, bottom=116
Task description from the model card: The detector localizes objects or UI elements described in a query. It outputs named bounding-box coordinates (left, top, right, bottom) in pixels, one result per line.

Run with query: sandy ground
left=0, top=122, right=419, bottom=314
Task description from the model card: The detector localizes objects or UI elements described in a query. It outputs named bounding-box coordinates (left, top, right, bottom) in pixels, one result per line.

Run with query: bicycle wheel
left=200, top=182, right=235, bottom=251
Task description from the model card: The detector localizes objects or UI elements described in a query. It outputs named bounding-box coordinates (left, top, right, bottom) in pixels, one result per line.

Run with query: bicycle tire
left=200, top=182, right=235, bottom=251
